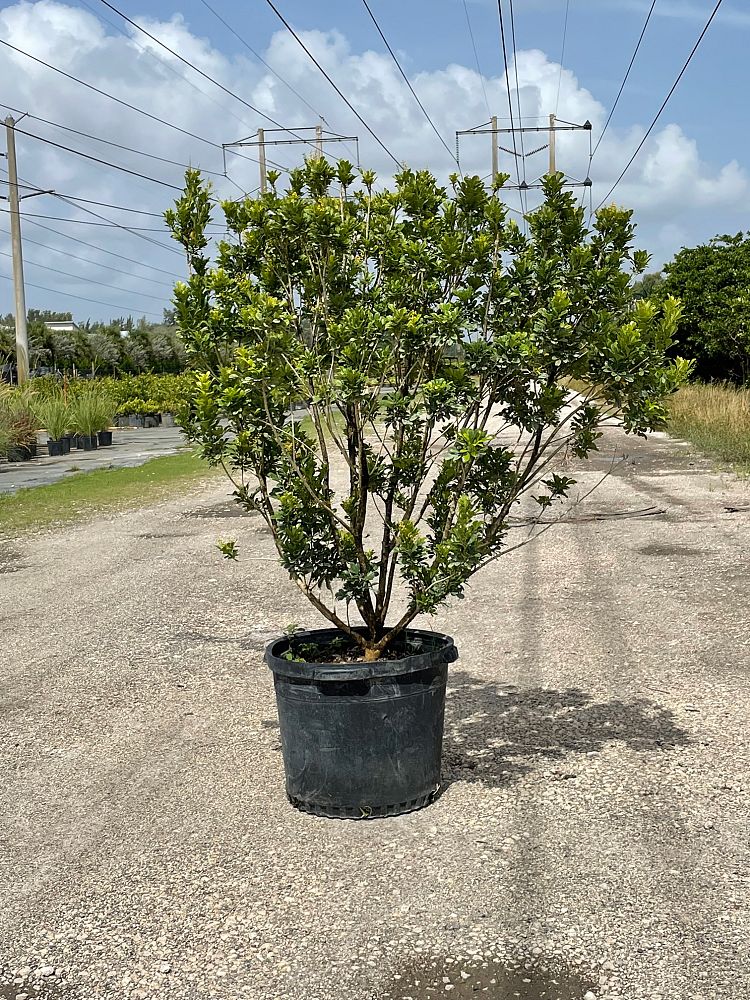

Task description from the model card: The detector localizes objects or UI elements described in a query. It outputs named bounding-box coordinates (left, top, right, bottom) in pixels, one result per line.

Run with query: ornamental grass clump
left=167, top=160, right=689, bottom=663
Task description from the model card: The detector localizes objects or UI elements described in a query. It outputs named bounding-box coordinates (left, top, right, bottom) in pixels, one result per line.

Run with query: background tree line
left=0, top=308, right=185, bottom=378
left=633, top=232, right=750, bottom=384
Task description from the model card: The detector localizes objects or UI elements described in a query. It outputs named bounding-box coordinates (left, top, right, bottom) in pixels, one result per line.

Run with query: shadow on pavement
left=443, top=669, right=691, bottom=788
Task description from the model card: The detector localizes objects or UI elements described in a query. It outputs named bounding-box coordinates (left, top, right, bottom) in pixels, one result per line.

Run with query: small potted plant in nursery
left=35, top=394, right=71, bottom=456
left=95, top=392, right=116, bottom=446
left=168, top=161, right=689, bottom=818
left=1, top=386, right=40, bottom=461
left=70, top=392, right=100, bottom=451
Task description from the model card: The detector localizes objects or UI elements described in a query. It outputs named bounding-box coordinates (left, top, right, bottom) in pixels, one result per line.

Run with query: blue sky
left=0, top=0, right=745, bottom=322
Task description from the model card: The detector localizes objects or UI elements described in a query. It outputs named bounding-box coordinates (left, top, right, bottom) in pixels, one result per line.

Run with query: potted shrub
left=143, top=397, right=161, bottom=428
left=94, top=391, right=116, bottom=446
left=0, top=386, right=39, bottom=461
left=167, top=162, right=689, bottom=818
left=124, top=398, right=146, bottom=427
left=69, top=392, right=100, bottom=450
left=35, top=395, right=71, bottom=456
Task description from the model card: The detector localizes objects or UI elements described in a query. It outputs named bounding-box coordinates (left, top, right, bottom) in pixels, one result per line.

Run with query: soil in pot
left=265, top=627, right=458, bottom=819
left=97, top=429, right=113, bottom=446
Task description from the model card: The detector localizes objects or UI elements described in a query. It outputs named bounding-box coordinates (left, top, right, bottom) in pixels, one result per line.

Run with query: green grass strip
left=0, top=449, right=218, bottom=535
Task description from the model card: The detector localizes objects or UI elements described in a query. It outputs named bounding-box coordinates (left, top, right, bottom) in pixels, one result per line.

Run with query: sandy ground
left=0, top=425, right=748, bottom=1000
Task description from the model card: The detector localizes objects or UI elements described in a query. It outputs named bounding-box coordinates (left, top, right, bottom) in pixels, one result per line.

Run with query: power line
left=0, top=103, right=230, bottom=179
left=14, top=232, right=174, bottom=287
left=21, top=217, right=184, bottom=279
left=11, top=125, right=183, bottom=192
left=461, top=0, right=492, bottom=120
left=97, top=0, right=341, bottom=165
left=198, top=0, right=326, bottom=122
left=495, top=2, right=524, bottom=217
left=596, top=0, right=724, bottom=209
left=262, top=0, right=402, bottom=168
left=0, top=208, right=221, bottom=235
left=591, top=0, right=658, bottom=159
left=508, top=0, right=528, bottom=215
left=555, top=0, right=571, bottom=115
left=0, top=247, right=168, bottom=303
left=76, top=0, right=290, bottom=159
left=0, top=37, right=230, bottom=157
left=0, top=181, right=167, bottom=218
left=360, top=0, right=457, bottom=166
left=0, top=161, right=186, bottom=258
left=0, top=271, right=164, bottom=319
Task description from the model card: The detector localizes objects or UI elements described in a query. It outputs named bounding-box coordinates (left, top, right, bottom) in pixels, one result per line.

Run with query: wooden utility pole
left=4, top=116, right=28, bottom=384
left=257, top=127, right=267, bottom=194
left=223, top=128, right=360, bottom=187
left=491, top=115, right=498, bottom=181
left=548, top=113, right=557, bottom=175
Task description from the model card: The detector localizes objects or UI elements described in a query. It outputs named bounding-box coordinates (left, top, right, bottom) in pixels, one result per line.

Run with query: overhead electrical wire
left=0, top=37, right=228, bottom=155
left=0, top=104, right=231, bottom=179
left=0, top=208, right=221, bottom=236
left=21, top=217, right=184, bottom=279
left=262, top=0, right=402, bottom=168
left=96, top=0, right=342, bottom=165
left=1, top=180, right=170, bottom=218
left=591, top=0, right=658, bottom=159
left=0, top=36, right=290, bottom=181
left=0, top=247, right=168, bottom=303
left=16, top=232, right=175, bottom=288
left=77, top=0, right=293, bottom=168
left=360, top=0, right=458, bottom=166
left=508, top=0, right=528, bottom=213
left=461, top=0, right=492, bottom=119
left=197, top=0, right=326, bottom=122
left=495, top=2, right=525, bottom=218
left=11, top=125, right=183, bottom=192
left=0, top=271, right=164, bottom=319
left=596, top=0, right=725, bottom=209
left=0, top=163, right=187, bottom=257
left=555, top=0, right=570, bottom=115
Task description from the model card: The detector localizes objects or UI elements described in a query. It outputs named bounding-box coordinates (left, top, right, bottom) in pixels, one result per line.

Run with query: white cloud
left=0, top=0, right=745, bottom=321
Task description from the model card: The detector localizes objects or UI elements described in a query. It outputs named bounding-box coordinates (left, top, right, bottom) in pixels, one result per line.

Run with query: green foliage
left=167, top=162, right=687, bottom=659
left=0, top=384, right=39, bottom=455
left=34, top=393, right=71, bottom=441
left=661, top=233, right=750, bottom=382
left=216, top=538, right=239, bottom=560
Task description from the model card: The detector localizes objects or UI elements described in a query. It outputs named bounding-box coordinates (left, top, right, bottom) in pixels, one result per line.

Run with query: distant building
left=44, top=320, right=79, bottom=333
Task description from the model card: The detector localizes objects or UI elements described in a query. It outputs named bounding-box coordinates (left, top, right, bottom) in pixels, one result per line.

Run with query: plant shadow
left=442, top=670, right=691, bottom=788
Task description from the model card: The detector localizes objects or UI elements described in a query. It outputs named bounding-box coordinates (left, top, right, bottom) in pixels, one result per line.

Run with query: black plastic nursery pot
left=47, top=438, right=65, bottom=457
left=265, top=627, right=458, bottom=819
left=7, top=442, right=36, bottom=462
left=97, top=429, right=113, bottom=446
left=78, top=434, right=98, bottom=451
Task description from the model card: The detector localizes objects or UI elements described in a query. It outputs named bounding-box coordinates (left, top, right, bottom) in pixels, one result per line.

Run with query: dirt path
left=0, top=428, right=748, bottom=1000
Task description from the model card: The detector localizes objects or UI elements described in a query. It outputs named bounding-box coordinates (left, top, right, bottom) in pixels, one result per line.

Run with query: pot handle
left=310, top=666, right=375, bottom=681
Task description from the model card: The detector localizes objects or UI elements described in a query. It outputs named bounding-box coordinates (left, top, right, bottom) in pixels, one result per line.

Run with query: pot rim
left=265, top=625, right=458, bottom=681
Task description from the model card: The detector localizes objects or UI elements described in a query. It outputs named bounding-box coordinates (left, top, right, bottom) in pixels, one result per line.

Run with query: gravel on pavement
left=0, top=425, right=748, bottom=1000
